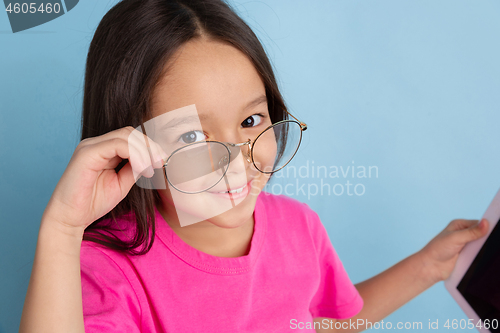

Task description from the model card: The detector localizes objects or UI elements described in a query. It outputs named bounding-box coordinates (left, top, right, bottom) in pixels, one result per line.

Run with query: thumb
left=460, top=218, right=489, bottom=243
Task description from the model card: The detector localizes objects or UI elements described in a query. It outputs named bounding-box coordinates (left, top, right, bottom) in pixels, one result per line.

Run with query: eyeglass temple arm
left=285, top=110, right=307, bottom=131
left=140, top=124, right=171, bottom=190
left=140, top=123, right=156, bottom=161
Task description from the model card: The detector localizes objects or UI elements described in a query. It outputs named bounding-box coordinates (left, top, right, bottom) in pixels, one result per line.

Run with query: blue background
left=1, top=1, right=499, bottom=332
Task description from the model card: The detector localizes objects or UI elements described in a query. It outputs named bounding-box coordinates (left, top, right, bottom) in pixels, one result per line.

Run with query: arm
left=19, top=127, right=166, bottom=332
left=314, top=218, right=489, bottom=333
left=19, top=216, right=85, bottom=333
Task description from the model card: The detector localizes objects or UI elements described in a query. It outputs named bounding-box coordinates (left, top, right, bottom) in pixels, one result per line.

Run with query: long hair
left=82, top=0, right=288, bottom=255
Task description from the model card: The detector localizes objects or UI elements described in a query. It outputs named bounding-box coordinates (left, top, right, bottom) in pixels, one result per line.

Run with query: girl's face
left=148, top=37, right=273, bottom=229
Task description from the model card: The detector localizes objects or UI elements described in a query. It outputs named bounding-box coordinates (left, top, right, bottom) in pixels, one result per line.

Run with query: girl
left=19, top=0, right=489, bottom=332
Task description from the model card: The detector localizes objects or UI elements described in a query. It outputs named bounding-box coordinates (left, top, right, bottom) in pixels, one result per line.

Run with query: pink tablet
left=445, top=188, right=500, bottom=332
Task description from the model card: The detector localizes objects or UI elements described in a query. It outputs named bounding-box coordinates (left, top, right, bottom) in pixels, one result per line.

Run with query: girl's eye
left=241, top=114, right=263, bottom=128
left=179, top=130, right=205, bottom=144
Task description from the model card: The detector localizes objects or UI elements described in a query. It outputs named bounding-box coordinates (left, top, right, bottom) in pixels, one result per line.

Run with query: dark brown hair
left=81, top=0, right=288, bottom=255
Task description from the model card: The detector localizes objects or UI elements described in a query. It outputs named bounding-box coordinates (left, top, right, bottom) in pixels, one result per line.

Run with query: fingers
left=145, top=137, right=169, bottom=168
left=76, top=126, right=168, bottom=181
left=449, top=218, right=489, bottom=245
left=79, top=126, right=134, bottom=147
left=477, top=218, right=489, bottom=234
left=128, top=142, right=154, bottom=179
left=75, top=135, right=150, bottom=181
left=127, top=131, right=156, bottom=179
left=115, top=162, right=136, bottom=201
left=128, top=128, right=168, bottom=170
left=46, top=126, right=168, bottom=230
left=105, top=156, right=124, bottom=170
left=446, top=219, right=478, bottom=232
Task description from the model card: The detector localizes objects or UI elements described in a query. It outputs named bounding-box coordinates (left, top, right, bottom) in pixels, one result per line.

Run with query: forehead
left=151, top=37, right=266, bottom=118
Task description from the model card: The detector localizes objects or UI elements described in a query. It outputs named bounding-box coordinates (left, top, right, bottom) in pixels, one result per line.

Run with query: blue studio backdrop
left=1, top=1, right=500, bottom=332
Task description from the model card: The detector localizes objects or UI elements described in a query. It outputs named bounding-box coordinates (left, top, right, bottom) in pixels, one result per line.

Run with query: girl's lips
left=215, top=182, right=247, bottom=194
left=208, top=180, right=251, bottom=200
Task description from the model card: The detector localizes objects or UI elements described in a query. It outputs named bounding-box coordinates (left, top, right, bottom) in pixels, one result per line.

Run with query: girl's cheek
left=252, top=131, right=278, bottom=173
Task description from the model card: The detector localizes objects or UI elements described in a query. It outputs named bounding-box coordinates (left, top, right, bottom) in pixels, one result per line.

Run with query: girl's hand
left=418, top=218, right=490, bottom=285
left=42, top=126, right=168, bottom=234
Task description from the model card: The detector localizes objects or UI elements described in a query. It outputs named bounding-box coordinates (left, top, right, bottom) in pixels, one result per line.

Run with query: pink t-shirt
left=80, top=192, right=363, bottom=332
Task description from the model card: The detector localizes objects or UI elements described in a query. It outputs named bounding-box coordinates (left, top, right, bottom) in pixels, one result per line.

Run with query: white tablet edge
left=444, top=188, right=500, bottom=333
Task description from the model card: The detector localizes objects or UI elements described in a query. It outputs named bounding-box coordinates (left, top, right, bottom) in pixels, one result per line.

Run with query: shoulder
left=80, top=213, right=141, bottom=278
left=259, top=192, right=321, bottom=224
left=80, top=210, right=140, bottom=260
left=80, top=240, right=133, bottom=280
left=80, top=240, right=138, bottom=294
left=257, top=191, right=323, bottom=239
left=258, top=191, right=317, bottom=218
left=80, top=241, right=144, bottom=331
left=80, top=240, right=144, bottom=307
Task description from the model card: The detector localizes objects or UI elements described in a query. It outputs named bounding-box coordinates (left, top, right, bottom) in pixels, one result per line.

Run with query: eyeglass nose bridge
left=225, top=139, right=252, bottom=164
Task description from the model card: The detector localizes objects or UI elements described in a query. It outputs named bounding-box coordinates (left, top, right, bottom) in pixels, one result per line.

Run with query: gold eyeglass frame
left=143, top=110, right=307, bottom=194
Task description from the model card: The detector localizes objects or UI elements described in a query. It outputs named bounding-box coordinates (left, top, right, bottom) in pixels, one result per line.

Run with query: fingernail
left=159, top=153, right=168, bottom=164
left=160, top=149, right=169, bottom=161
left=142, top=165, right=154, bottom=178
left=152, top=156, right=163, bottom=169
left=153, top=151, right=168, bottom=168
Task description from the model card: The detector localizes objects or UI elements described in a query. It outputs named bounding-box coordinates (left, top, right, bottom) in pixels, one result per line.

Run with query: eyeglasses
left=145, top=110, right=307, bottom=194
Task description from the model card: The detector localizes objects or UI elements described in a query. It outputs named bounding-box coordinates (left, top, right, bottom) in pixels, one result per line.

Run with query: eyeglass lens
left=165, top=121, right=302, bottom=193
left=251, top=121, right=302, bottom=174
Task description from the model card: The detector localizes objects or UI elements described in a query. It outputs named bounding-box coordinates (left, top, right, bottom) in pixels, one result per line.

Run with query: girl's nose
left=216, top=130, right=247, bottom=146
left=231, top=141, right=251, bottom=164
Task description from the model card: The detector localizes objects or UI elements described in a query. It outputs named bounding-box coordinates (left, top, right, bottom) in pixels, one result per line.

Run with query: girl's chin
left=158, top=176, right=266, bottom=227
left=206, top=215, right=252, bottom=229
left=171, top=190, right=258, bottom=228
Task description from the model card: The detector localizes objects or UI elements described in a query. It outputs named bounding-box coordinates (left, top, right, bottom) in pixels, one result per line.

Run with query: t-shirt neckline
left=154, top=193, right=267, bottom=275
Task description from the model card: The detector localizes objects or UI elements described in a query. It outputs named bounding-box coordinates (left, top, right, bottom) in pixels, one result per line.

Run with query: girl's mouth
left=209, top=180, right=252, bottom=200
left=216, top=183, right=247, bottom=194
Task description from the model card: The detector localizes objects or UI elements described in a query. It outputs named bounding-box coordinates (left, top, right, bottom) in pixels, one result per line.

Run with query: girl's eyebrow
left=159, top=96, right=267, bottom=131
left=243, top=95, right=267, bottom=111
left=160, top=114, right=209, bottom=131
